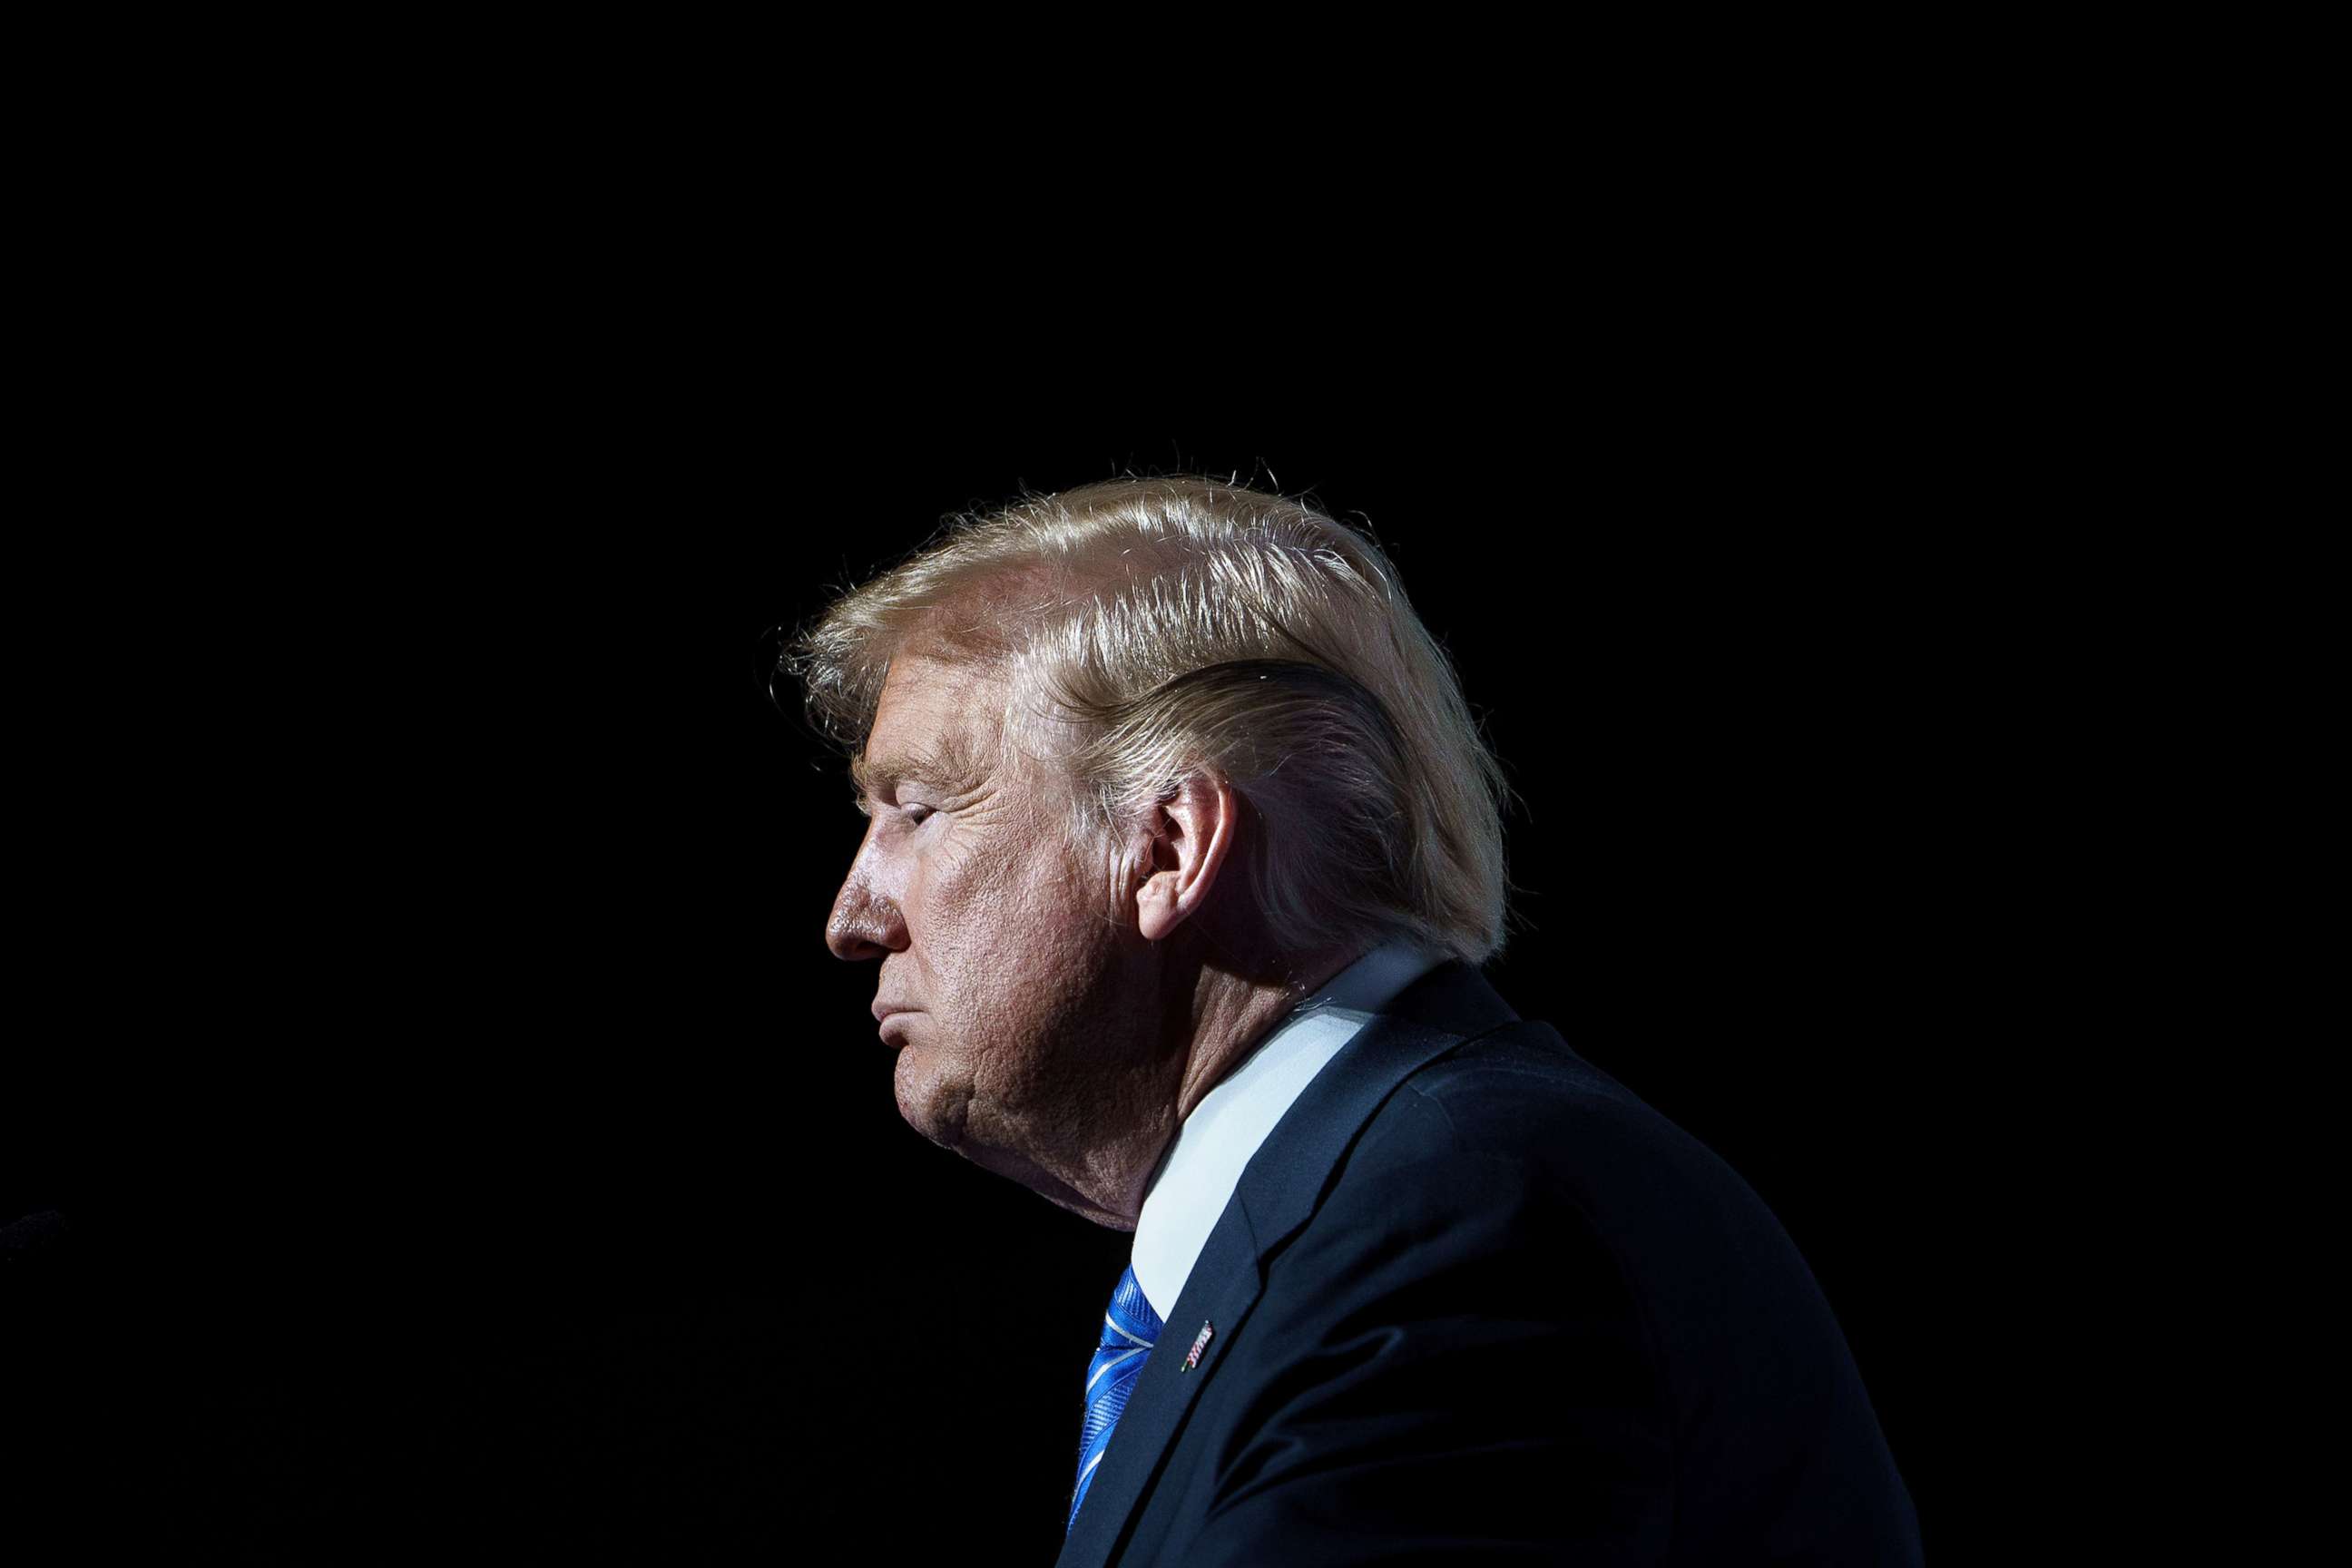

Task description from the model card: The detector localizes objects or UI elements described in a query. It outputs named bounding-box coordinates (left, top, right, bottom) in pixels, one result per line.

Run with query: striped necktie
left=1069, top=1263, right=1162, bottom=1534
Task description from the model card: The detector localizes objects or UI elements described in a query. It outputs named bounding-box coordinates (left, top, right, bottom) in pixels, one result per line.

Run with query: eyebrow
left=848, top=732, right=991, bottom=802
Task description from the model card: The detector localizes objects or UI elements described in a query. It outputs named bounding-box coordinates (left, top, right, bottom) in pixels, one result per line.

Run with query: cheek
left=923, top=833, right=1106, bottom=1026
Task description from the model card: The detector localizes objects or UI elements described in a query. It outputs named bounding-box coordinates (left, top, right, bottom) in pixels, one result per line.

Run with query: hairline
left=845, top=641, right=1059, bottom=807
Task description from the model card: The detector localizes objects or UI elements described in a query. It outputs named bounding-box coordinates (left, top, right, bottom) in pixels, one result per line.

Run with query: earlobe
left=1131, top=817, right=1185, bottom=943
left=1136, top=871, right=1184, bottom=943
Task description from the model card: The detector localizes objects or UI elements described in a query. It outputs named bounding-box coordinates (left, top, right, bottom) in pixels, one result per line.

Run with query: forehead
left=855, top=654, right=1008, bottom=795
left=869, top=653, right=1004, bottom=748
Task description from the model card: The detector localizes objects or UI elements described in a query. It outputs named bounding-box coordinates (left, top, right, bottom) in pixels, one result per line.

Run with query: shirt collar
left=1129, top=940, right=1447, bottom=1317
left=1284, top=939, right=1452, bottom=1023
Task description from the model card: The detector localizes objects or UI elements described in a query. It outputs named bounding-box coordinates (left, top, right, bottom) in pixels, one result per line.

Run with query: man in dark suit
left=796, top=477, right=1921, bottom=1563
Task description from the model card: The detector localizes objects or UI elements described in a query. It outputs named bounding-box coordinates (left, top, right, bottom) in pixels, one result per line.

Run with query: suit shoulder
left=1348, top=1019, right=1712, bottom=1185
left=1337, top=1019, right=1828, bottom=1342
left=1250, top=1011, right=1924, bottom=1563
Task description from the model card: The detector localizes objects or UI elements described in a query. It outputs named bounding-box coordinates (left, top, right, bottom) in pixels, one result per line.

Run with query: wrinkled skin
left=826, top=655, right=1181, bottom=1228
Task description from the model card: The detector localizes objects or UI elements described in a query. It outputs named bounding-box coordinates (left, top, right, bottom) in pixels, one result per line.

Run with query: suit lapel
left=1054, top=962, right=1517, bottom=1568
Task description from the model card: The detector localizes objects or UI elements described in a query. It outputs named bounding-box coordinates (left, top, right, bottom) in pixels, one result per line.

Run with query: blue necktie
left=1070, top=1264, right=1162, bottom=1534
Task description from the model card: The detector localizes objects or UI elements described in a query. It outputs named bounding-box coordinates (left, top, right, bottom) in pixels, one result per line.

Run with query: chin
left=892, top=1048, right=972, bottom=1151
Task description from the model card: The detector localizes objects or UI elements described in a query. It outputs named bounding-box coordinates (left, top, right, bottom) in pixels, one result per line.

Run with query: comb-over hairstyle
left=786, top=475, right=1510, bottom=966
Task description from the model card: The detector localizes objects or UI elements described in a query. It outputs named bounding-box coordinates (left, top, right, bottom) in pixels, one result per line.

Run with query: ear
left=1133, top=771, right=1238, bottom=944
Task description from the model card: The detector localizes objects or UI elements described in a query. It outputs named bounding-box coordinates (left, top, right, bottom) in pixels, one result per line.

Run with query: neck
left=1004, top=939, right=1363, bottom=1234
left=1070, top=943, right=1355, bottom=1230
left=1169, top=947, right=1357, bottom=1123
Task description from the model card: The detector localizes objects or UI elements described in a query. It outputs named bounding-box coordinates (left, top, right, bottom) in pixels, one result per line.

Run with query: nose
left=826, top=867, right=906, bottom=963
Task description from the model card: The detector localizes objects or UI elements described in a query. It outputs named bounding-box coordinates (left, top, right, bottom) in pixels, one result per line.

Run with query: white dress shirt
left=1128, top=941, right=1448, bottom=1320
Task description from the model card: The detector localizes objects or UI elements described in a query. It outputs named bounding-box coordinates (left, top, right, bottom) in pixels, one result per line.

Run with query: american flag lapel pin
left=1182, top=1320, right=1214, bottom=1372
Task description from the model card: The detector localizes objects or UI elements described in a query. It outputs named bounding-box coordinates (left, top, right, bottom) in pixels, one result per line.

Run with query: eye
left=901, top=804, right=934, bottom=827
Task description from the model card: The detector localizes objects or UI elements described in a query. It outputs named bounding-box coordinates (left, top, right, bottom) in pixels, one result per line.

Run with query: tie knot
left=1101, top=1262, right=1162, bottom=1349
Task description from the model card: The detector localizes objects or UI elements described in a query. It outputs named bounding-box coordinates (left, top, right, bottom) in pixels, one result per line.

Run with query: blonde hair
left=787, top=476, right=1509, bottom=966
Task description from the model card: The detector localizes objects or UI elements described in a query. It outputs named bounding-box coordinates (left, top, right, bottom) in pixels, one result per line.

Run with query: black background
left=8, top=342, right=1985, bottom=1558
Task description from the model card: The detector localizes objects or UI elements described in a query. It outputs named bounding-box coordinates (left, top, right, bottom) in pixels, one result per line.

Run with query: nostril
left=827, top=907, right=887, bottom=963
left=825, top=874, right=906, bottom=962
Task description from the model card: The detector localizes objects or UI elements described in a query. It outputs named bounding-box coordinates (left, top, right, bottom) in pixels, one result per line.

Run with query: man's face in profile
left=825, top=653, right=1155, bottom=1219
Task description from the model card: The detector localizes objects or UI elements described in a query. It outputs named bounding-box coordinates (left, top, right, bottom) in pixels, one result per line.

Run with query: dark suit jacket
left=1054, top=961, right=1922, bottom=1566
